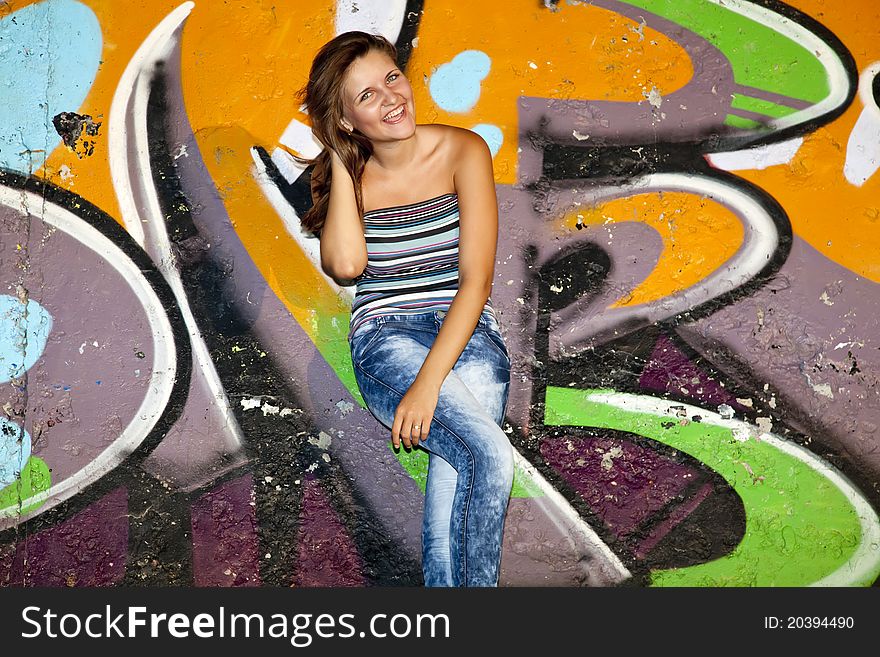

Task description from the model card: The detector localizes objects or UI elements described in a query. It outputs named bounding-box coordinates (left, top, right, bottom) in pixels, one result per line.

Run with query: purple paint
left=640, top=332, right=749, bottom=411
left=293, top=477, right=364, bottom=587
left=191, top=473, right=260, bottom=587
left=2, top=487, right=127, bottom=586
left=0, top=541, right=14, bottom=584
left=684, top=235, right=880, bottom=481
left=0, top=206, right=155, bottom=526
left=540, top=431, right=698, bottom=539
left=143, top=370, right=250, bottom=492
left=498, top=498, right=623, bottom=586
left=634, top=481, right=713, bottom=559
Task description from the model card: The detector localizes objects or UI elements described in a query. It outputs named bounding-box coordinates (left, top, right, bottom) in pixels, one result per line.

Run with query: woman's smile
left=382, top=104, right=406, bottom=123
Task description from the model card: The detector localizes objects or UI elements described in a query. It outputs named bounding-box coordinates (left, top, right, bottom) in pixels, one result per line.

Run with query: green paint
left=396, top=448, right=430, bottom=492
left=324, top=309, right=542, bottom=498
left=724, top=114, right=765, bottom=130
left=545, top=387, right=878, bottom=586
left=620, top=0, right=828, bottom=103
left=730, top=93, right=798, bottom=119
left=395, top=445, right=542, bottom=498
left=316, top=310, right=364, bottom=406
left=0, top=457, right=51, bottom=517
left=511, top=464, right=543, bottom=497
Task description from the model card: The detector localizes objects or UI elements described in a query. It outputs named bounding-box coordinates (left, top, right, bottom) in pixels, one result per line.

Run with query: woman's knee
left=468, top=426, right=514, bottom=490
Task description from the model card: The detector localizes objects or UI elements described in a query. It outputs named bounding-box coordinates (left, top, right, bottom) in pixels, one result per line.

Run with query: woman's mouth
left=382, top=104, right=406, bottom=124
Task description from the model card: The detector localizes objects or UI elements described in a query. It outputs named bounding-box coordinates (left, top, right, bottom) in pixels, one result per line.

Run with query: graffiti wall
left=1, top=0, right=878, bottom=587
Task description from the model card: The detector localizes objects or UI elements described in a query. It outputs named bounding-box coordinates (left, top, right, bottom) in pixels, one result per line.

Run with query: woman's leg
left=422, top=453, right=456, bottom=586
left=427, top=372, right=514, bottom=586
left=422, top=328, right=511, bottom=586
left=354, top=323, right=514, bottom=586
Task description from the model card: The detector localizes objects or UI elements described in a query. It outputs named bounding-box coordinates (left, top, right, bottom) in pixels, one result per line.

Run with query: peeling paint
left=812, top=383, right=835, bottom=399
left=308, top=431, right=332, bottom=450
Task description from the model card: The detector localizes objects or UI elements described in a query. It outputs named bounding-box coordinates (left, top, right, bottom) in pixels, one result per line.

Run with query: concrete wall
left=1, top=0, right=878, bottom=586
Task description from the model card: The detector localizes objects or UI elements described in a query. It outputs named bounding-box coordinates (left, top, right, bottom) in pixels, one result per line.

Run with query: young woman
left=298, top=31, right=514, bottom=587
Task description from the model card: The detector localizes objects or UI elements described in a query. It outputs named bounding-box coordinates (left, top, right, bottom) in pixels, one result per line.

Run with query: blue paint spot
left=0, top=419, right=31, bottom=489
left=429, top=50, right=491, bottom=113
left=470, top=124, right=503, bottom=157
left=0, top=295, right=53, bottom=384
left=0, top=0, right=102, bottom=173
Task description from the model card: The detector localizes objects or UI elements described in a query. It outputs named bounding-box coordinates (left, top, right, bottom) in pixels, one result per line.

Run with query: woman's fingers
left=401, top=416, right=419, bottom=449
left=392, top=412, right=414, bottom=450
left=410, top=418, right=422, bottom=449
left=391, top=410, right=433, bottom=450
left=391, top=383, right=439, bottom=450
left=391, top=413, right=405, bottom=449
left=414, top=417, right=432, bottom=446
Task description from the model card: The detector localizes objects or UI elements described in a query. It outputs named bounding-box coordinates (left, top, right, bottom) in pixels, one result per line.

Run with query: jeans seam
left=478, top=328, right=510, bottom=363
left=353, top=361, right=477, bottom=584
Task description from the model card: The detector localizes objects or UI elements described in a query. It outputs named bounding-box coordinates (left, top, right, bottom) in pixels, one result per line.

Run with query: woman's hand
left=391, top=377, right=441, bottom=450
left=328, top=148, right=355, bottom=183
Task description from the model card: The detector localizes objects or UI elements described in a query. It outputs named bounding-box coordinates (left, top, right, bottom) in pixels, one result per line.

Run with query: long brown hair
left=295, top=31, right=399, bottom=237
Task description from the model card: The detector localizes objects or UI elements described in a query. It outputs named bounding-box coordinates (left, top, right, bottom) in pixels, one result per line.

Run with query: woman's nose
left=380, top=89, right=398, bottom=106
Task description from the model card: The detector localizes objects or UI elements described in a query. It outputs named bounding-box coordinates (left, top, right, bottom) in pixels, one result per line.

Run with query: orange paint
left=560, top=192, right=744, bottom=307
left=731, top=0, right=880, bottom=281
left=39, top=0, right=193, bottom=223
left=197, top=125, right=349, bottom=333
left=408, top=0, right=693, bottom=184
left=37, top=1, right=333, bottom=228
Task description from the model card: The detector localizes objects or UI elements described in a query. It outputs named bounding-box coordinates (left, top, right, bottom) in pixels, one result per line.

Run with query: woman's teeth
left=383, top=106, right=405, bottom=122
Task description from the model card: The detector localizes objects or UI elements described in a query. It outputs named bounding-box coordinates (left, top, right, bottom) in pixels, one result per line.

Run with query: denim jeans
left=349, top=308, right=514, bottom=586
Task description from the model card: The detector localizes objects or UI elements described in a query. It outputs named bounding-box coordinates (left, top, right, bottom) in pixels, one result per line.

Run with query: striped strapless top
left=348, top=192, right=494, bottom=339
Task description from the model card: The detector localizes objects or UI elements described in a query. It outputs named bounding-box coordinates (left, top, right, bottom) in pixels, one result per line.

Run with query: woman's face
left=340, top=49, right=415, bottom=142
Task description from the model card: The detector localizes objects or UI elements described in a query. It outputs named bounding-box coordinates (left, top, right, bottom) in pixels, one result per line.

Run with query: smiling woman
left=343, top=52, right=413, bottom=132
left=295, top=31, right=515, bottom=587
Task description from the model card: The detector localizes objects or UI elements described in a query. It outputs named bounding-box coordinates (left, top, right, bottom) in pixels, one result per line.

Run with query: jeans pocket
left=350, top=324, right=385, bottom=367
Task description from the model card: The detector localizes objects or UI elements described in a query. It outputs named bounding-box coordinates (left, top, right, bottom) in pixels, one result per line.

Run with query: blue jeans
left=349, top=308, right=514, bottom=586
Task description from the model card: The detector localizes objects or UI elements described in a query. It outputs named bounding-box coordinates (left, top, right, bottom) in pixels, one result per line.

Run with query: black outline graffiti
left=0, top=169, right=192, bottom=571
left=516, top=0, right=878, bottom=581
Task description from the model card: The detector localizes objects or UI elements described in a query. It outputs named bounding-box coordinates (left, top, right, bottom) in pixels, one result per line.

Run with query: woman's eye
left=359, top=74, right=399, bottom=102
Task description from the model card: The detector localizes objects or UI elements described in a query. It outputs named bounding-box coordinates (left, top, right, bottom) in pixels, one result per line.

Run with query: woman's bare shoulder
left=418, top=124, right=485, bottom=167
left=419, top=123, right=479, bottom=145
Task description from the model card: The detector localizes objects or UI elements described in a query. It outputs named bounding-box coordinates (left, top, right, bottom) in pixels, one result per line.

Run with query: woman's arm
left=319, top=151, right=368, bottom=281
left=391, top=128, right=499, bottom=449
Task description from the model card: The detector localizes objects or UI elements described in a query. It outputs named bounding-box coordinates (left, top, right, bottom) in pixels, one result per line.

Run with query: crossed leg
left=354, top=327, right=513, bottom=586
